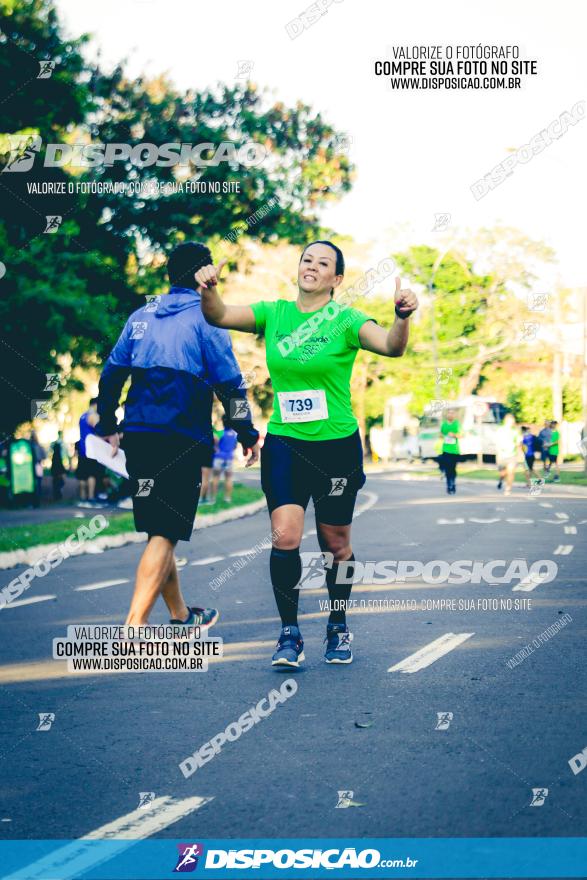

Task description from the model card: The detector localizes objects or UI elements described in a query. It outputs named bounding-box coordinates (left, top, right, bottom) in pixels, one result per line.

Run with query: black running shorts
left=122, top=432, right=208, bottom=542
left=260, top=430, right=366, bottom=525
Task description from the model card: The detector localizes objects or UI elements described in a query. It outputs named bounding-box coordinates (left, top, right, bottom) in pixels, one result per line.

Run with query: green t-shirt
left=441, top=420, right=460, bottom=455
left=550, top=429, right=559, bottom=456
left=251, top=298, right=373, bottom=440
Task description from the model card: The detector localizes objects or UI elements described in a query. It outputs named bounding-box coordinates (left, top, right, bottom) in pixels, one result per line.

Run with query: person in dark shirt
left=521, top=425, right=536, bottom=488
left=96, top=242, right=260, bottom=629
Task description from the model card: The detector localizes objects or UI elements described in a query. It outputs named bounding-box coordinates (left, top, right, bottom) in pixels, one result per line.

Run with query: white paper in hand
left=85, top=434, right=129, bottom=479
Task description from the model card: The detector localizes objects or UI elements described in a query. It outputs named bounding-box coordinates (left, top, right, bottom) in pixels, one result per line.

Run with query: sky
left=56, top=0, right=587, bottom=287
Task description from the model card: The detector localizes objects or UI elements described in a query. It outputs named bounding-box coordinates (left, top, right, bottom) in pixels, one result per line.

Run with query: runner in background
left=496, top=413, right=520, bottom=496
left=197, top=241, right=418, bottom=668
left=199, top=445, right=215, bottom=505
left=211, top=415, right=238, bottom=505
left=440, top=407, right=461, bottom=495
left=548, top=420, right=561, bottom=482
left=537, top=419, right=553, bottom=478
left=521, top=424, right=536, bottom=488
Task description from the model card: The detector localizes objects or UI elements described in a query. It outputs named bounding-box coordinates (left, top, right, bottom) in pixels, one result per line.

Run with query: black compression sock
left=326, top=553, right=355, bottom=625
left=270, top=547, right=302, bottom=627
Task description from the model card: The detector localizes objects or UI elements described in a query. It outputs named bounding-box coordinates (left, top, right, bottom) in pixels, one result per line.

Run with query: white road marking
left=541, top=519, right=568, bottom=524
left=553, top=545, right=573, bottom=555
left=229, top=545, right=270, bottom=558
left=578, top=520, right=587, bottom=525
left=2, top=795, right=213, bottom=880
left=190, top=556, right=224, bottom=565
left=355, top=490, right=378, bottom=517
left=388, top=632, right=474, bottom=674
left=75, top=579, right=129, bottom=592
left=564, top=525, right=577, bottom=535
left=1, top=595, right=57, bottom=609
left=506, top=518, right=534, bottom=524
left=513, top=572, right=551, bottom=592
left=437, top=518, right=465, bottom=525
left=555, top=512, right=569, bottom=520
left=469, top=517, right=501, bottom=524
left=539, top=502, right=553, bottom=508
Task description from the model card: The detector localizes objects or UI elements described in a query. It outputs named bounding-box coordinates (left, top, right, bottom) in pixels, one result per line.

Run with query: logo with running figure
left=230, top=398, right=251, bottom=420
left=2, top=135, right=42, bottom=172
left=529, top=788, right=548, bottom=807
left=435, top=712, right=453, bottom=731
left=335, top=790, right=365, bottom=809
left=297, top=551, right=333, bottom=590
left=36, top=713, right=55, bottom=731
left=329, top=477, right=347, bottom=496
left=173, top=843, right=204, bottom=872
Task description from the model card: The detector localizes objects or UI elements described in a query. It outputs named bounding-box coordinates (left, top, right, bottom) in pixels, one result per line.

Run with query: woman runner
left=198, top=242, right=418, bottom=668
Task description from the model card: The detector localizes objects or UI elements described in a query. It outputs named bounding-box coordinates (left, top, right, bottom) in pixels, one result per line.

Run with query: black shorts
left=76, top=454, right=105, bottom=482
left=525, top=454, right=535, bottom=470
left=122, top=432, right=209, bottom=542
left=201, top=446, right=214, bottom=469
left=260, top=430, right=366, bottom=526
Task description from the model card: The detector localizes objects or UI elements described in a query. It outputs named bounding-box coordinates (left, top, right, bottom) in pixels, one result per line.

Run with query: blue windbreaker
left=96, top=287, right=258, bottom=450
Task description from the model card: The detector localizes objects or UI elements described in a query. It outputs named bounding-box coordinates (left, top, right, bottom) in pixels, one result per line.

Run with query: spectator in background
left=29, top=430, right=46, bottom=508
left=521, top=425, right=536, bottom=488
left=537, top=419, right=553, bottom=477
left=211, top=415, right=238, bottom=505
left=77, top=398, right=106, bottom=506
left=50, top=431, right=68, bottom=501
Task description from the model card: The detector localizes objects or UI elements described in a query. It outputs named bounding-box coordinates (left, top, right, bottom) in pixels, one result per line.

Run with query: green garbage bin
left=9, top=439, right=35, bottom=497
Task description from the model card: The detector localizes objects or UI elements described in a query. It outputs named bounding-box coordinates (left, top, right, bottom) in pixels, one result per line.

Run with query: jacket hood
left=155, top=286, right=201, bottom=318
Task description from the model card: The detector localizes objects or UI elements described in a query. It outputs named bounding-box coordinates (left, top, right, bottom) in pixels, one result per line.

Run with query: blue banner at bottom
left=0, top=838, right=585, bottom=880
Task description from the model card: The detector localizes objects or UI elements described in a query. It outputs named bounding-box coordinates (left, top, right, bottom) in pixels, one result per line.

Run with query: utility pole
left=552, top=287, right=563, bottom=424
left=582, top=287, right=587, bottom=473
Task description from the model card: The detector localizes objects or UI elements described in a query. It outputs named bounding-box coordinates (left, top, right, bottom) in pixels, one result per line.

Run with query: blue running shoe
left=170, top=606, right=219, bottom=630
left=324, top=623, right=353, bottom=664
left=272, top=625, right=305, bottom=668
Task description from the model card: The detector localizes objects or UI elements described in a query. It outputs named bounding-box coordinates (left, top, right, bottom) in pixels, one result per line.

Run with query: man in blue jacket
left=97, top=242, right=260, bottom=629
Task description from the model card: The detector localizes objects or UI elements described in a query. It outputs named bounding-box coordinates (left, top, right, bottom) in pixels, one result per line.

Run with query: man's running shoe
left=324, top=623, right=353, bottom=664
left=272, top=625, right=304, bottom=668
left=170, top=606, right=219, bottom=629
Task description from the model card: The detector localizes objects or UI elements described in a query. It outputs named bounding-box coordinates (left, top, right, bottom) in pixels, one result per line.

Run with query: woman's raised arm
left=196, top=263, right=256, bottom=333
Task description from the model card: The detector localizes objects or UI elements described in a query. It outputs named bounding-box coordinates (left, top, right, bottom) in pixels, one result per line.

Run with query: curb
left=0, top=498, right=267, bottom=571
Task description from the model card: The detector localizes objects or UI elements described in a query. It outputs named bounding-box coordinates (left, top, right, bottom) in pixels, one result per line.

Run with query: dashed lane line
left=388, top=632, right=475, bottom=674
left=75, top=579, right=129, bottom=592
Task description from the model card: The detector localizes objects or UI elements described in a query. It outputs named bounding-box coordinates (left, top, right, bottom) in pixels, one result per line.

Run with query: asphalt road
left=0, top=473, right=586, bottom=848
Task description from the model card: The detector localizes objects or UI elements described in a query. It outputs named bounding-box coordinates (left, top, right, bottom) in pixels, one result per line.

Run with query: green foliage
left=505, top=387, right=552, bottom=425
left=562, top=380, right=583, bottom=421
